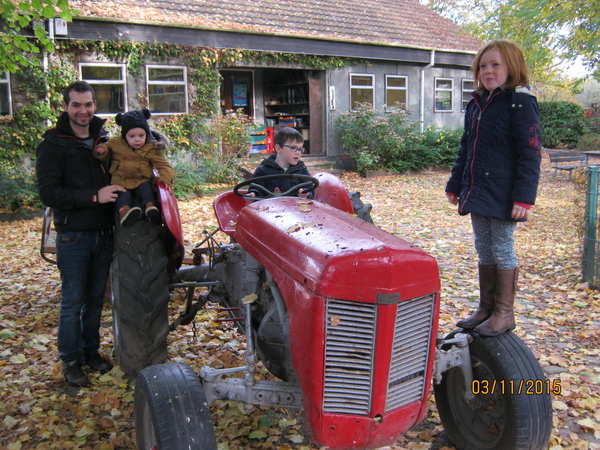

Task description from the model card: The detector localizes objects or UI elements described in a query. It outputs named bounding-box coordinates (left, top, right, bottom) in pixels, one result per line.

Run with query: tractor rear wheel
left=111, top=217, right=170, bottom=378
left=135, top=363, right=217, bottom=450
left=433, top=330, right=552, bottom=450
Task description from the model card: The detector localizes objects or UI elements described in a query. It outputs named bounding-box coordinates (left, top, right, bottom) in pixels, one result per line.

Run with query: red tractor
left=43, top=172, right=553, bottom=450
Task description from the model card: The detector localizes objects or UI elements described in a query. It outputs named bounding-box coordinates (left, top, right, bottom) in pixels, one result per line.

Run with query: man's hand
left=94, top=145, right=107, bottom=157
left=98, top=185, right=126, bottom=204
left=298, top=189, right=309, bottom=199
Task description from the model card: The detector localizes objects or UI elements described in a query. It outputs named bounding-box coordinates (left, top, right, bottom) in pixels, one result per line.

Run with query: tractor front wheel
left=135, top=363, right=217, bottom=450
left=433, top=330, right=552, bottom=450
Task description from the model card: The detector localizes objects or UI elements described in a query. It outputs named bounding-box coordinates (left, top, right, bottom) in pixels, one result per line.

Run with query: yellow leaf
left=75, top=425, right=95, bottom=438
left=577, top=417, right=599, bottom=431
left=285, top=434, right=304, bottom=443
left=279, top=418, right=297, bottom=427
left=552, top=400, right=568, bottom=411
left=9, top=354, right=26, bottom=364
left=242, top=294, right=258, bottom=304
left=286, top=224, right=301, bottom=233
left=249, top=430, right=268, bottom=439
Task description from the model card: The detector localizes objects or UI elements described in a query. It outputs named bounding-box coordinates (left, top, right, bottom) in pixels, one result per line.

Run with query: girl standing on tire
left=445, top=40, right=542, bottom=336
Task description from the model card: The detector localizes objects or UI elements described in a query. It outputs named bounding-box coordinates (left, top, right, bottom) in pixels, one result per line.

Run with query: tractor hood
left=234, top=198, right=440, bottom=302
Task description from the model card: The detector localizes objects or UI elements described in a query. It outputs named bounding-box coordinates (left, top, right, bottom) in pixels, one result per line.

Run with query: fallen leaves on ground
left=0, top=155, right=599, bottom=450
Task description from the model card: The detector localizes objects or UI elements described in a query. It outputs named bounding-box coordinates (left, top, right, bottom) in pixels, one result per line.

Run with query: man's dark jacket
left=445, top=87, right=542, bottom=222
left=36, top=112, right=113, bottom=231
left=250, top=154, right=314, bottom=198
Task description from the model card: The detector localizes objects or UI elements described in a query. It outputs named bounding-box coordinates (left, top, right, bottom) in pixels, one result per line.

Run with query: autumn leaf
left=1, top=157, right=599, bottom=450
left=249, top=430, right=268, bottom=439
left=242, top=293, right=258, bottom=304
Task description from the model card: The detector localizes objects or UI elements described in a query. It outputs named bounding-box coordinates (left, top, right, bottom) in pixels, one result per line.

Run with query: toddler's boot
left=145, top=202, right=161, bottom=224
left=119, top=205, right=142, bottom=227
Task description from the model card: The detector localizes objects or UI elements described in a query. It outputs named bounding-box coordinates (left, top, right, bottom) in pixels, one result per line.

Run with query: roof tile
left=70, top=0, right=480, bottom=51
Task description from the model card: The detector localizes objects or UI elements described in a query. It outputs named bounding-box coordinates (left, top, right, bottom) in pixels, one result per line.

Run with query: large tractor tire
left=135, top=363, right=217, bottom=450
left=111, top=217, right=170, bottom=378
left=433, top=330, right=552, bottom=450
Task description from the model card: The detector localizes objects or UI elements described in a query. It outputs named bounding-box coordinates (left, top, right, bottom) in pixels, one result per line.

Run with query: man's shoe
left=85, top=352, right=114, bottom=374
left=63, top=360, right=89, bottom=387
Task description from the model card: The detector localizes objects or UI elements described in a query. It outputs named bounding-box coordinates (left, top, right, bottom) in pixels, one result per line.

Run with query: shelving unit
left=262, top=69, right=322, bottom=154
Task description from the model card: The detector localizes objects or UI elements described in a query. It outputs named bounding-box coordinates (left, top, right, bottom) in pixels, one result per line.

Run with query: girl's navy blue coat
left=446, top=87, right=542, bottom=222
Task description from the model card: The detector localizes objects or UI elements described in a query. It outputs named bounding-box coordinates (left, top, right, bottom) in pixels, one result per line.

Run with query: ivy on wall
left=0, top=39, right=363, bottom=163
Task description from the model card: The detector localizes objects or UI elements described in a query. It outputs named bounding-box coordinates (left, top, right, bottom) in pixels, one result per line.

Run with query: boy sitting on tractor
left=247, top=127, right=314, bottom=198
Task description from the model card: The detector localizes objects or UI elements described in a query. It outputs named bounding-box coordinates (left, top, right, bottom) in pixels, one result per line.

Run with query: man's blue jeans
left=56, top=230, right=114, bottom=362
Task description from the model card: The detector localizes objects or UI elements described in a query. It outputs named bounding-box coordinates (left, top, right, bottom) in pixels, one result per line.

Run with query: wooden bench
left=549, top=151, right=588, bottom=181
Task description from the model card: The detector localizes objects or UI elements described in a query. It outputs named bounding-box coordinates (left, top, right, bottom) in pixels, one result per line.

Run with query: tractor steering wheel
left=234, top=174, right=319, bottom=200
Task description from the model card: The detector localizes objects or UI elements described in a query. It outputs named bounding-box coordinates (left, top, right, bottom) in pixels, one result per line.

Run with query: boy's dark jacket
left=250, top=154, right=314, bottom=198
left=446, top=87, right=542, bottom=222
left=36, top=112, right=113, bottom=232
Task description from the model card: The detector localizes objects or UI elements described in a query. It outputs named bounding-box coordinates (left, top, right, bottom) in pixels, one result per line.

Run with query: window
left=462, top=79, right=475, bottom=112
left=146, top=65, right=188, bottom=114
left=385, top=75, right=407, bottom=111
left=0, top=72, right=11, bottom=116
left=350, top=74, right=374, bottom=108
left=435, top=78, right=454, bottom=112
left=80, top=63, right=126, bottom=114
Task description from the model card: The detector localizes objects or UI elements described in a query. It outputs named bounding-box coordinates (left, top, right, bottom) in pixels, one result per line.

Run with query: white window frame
left=462, top=79, right=475, bottom=112
left=79, top=63, right=127, bottom=115
left=434, top=77, right=454, bottom=112
left=0, top=72, right=12, bottom=116
left=350, top=73, right=375, bottom=109
left=385, top=75, right=408, bottom=111
left=146, top=65, right=188, bottom=115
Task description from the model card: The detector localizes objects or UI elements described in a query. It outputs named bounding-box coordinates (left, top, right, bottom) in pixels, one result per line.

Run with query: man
left=36, top=81, right=126, bottom=387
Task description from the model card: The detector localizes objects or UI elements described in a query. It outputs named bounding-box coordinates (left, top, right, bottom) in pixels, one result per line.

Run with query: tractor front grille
left=322, top=294, right=436, bottom=416
left=386, top=294, right=435, bottom=412
left=323, top=299, right=377, bottom=415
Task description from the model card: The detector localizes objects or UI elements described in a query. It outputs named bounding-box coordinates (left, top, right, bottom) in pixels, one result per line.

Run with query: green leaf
left=32, top=0, right=43, bottom=11
left=248, top=430, right=268, bottom=440
left=258, top=416, right=277, bottom=428
left=0, top=329, right=15, bottom=340
left=18, top=2, right=31, bottom=12
left=59, top=10, right=73, bottom=21
left=17, top=15, right=31, bottom=27
left=57, top=0, right=70, bottom=12
left=41, top=5, right=56, bottom=19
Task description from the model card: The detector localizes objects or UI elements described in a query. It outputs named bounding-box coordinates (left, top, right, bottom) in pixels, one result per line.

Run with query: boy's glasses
left=282, top=144, right=305, bottom=154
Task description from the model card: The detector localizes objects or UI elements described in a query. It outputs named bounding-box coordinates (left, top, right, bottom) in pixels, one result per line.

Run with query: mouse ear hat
left=116, top=108, right=152, bottom=139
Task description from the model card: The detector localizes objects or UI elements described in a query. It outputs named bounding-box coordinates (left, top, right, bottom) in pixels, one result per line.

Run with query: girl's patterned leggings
left=470, top=213, right=518, bottom=269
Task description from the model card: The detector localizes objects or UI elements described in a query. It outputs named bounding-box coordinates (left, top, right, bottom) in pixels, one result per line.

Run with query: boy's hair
left=471, top=39, right=529, bottom=91
left=63, top=81, right=96, bottom=106
left=275, top=127, right=303, bottom=147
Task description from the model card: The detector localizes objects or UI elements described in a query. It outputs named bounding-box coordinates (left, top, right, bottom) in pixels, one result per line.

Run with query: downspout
left=43, top=18, right=55, bottom=127
left=420, top=50, right=435, bottom=133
